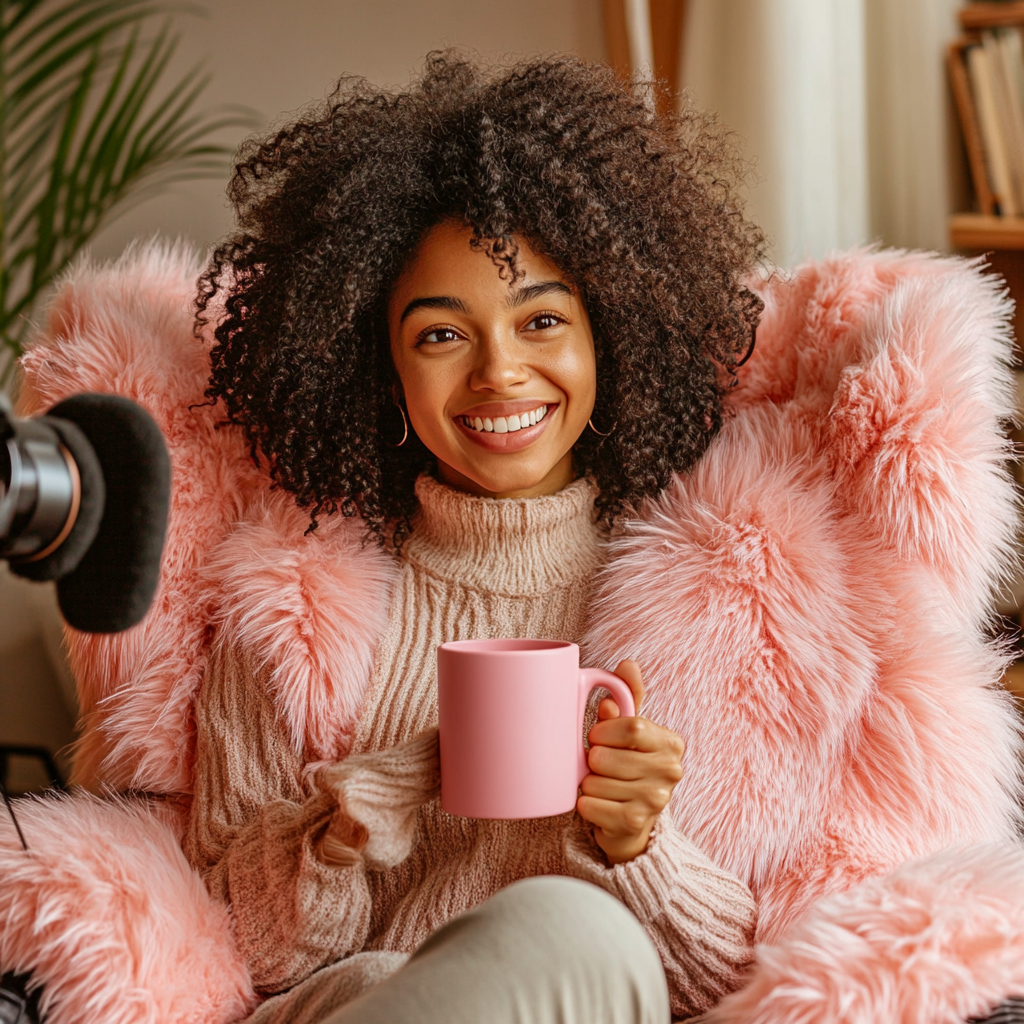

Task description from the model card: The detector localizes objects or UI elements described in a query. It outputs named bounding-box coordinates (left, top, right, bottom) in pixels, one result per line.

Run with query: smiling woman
left=9, top=39, right=1020, bottom=1024
left=184, top=50, right=768, bottom=1024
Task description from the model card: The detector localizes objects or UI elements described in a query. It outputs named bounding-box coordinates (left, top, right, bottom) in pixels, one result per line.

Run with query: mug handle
left=577, top=668, right=637, bottom=784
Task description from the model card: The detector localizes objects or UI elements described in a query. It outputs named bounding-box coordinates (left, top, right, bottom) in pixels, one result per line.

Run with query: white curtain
left=681, top=0, right=962, bottom=266
left=864, top=0, right=964, bottom=253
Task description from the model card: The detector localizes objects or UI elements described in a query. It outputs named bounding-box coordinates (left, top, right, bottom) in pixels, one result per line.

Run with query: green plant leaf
left=0, top=0, right=258, bottom=383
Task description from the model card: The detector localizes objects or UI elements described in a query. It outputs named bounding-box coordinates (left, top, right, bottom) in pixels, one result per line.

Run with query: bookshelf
left=948, top=4, right=1024, bottom=233
left=947, top=5, right=1024, bottom=220
left=950, top=7, right=1024, bottom=681
left=947, top=5, right=1024, bottom=351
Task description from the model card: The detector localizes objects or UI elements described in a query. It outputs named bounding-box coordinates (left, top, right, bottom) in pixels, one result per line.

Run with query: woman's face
left=388, top=220, right=596, bottom=498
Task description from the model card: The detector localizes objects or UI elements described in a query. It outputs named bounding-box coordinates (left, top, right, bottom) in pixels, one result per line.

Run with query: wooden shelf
left=949, top=213, right=1024, bottom=249
left=959, top=2, right=1024, bottom=30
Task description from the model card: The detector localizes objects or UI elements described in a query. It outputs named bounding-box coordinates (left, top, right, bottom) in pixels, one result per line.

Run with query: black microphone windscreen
left=49, top=394, right=171, bottom=633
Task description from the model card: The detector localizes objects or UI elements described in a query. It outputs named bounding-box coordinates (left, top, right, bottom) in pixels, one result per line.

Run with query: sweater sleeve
left=562, top=812, right=756, bottom=1020
left=184, top=641, right=437, bottom=995
left=314, top=729, right=440, bottom=870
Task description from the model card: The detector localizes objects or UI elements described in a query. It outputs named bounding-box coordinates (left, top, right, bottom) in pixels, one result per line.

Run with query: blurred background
left=83, top=0, right=971, bottom=271
left=0, top=0, right=1014, bottom=790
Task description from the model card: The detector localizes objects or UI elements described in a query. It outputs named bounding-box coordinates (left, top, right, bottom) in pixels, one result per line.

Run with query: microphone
left=0, top=967, right=39, bottom=1024
left=0, top=393, right=170, bottom=1023
left=0, top=392, right=171, bottom=633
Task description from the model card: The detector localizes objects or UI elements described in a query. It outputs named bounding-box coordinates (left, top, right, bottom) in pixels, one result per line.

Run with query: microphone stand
left=0, top=780, right=29, bottom=852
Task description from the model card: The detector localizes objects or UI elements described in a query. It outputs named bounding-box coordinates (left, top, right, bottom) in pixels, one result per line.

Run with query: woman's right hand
left=319, top=809, right=369, bottom=866
left=314, top=727, right=441, bottom=869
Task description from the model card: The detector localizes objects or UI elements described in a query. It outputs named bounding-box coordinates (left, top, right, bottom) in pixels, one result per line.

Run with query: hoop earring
left=588, top=417, right=614, bottom=437
left=735, top=324, right=757, bottom=368
left=390, top=403, right=408, bottom=447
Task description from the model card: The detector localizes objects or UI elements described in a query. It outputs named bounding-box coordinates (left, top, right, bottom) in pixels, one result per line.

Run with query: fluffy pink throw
left=0, top=793, right=254, bottom=1024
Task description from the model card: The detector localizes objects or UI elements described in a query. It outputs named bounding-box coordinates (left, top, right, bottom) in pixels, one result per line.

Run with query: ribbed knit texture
left=185, top=475, right=756, bottom=1018
left=350, top=473, right=606, bottom=752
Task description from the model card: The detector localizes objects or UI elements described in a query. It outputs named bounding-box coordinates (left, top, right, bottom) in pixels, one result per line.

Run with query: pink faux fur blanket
left=3, top=240, right=1024, bottom=1024
left=0, top=793, right=254, bottom=1024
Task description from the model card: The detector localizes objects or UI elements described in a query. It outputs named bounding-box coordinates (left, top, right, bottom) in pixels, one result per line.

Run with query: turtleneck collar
left=402, top=474, right=606, bottom=597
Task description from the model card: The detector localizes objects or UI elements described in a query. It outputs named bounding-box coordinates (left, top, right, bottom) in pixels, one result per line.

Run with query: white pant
left=248, top=876, right=671, bottom=1024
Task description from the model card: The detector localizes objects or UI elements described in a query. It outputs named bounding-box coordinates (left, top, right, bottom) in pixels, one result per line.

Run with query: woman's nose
left=468, top=334, right=530, bottom=392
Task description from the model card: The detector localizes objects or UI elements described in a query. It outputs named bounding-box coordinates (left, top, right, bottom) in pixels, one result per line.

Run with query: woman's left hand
left=576, top=660, right=685, bottom=865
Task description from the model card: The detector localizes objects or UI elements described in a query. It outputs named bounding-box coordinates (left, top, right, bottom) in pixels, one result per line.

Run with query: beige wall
left=91, top=0, right=968, bottom=272
left=90, top=0, right=604, bottom=261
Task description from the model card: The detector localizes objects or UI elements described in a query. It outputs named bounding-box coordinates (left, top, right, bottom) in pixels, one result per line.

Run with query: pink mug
left=437, top=639, right=636, bottom=819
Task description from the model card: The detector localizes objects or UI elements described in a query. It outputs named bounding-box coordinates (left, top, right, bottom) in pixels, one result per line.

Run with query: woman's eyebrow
left=400, top=295, right=469, bottom=323
left=508, top=281, right=572, bottom=307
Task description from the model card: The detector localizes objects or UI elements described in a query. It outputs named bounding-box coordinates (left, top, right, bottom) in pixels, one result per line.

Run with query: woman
left=7, top=45, right=1022, bottom=1024
left=188, top=52, right=766, bottom=1023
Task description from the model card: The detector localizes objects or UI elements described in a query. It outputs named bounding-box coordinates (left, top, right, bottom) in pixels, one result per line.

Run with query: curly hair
left=197, top=51, right=766, bottom=543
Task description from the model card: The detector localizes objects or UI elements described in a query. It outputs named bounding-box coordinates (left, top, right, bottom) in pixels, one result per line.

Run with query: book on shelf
left=949, top=40, right=996, bottom=215
left=949, top=16, right=1024, bottom=218
left=987, top=30, right=1024, bottom=214
left=969, top=41, right=1016, bottom=214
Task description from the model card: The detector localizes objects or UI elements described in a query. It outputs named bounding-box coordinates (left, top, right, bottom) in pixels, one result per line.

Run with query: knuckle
left=624, top=807, right=648, bottom=834
left=626, top=718, right=646, bottom=742
left=640, top=786, right=666, bottom=813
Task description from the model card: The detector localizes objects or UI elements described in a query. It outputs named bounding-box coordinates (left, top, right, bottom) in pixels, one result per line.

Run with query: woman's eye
left=525, top=313, right=563, bottom=331
left=419, top=327, right=461, bottom=346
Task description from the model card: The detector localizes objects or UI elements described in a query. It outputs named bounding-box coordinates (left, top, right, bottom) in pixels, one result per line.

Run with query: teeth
left=461, top=405, right=548, bottom=433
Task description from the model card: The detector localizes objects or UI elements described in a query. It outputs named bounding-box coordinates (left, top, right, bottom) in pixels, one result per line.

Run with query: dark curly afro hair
left=197, top=51, right=766, bottom=543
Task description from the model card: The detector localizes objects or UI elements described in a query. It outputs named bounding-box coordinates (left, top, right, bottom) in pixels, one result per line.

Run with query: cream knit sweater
left=185, top=475, right=757, bottom=1020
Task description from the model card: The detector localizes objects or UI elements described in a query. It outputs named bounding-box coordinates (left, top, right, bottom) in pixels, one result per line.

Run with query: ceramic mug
left=437, top=638, right=636, bottom=819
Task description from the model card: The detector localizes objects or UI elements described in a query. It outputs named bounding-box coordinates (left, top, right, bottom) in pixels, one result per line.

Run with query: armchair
left=2, top=241, right=1024, bottom=1024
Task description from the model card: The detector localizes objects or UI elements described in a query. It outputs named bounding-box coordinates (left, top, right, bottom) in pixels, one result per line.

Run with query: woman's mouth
left=459, top=404, right=548, bottom=434
left=454, top=403, right=556, bottom=452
